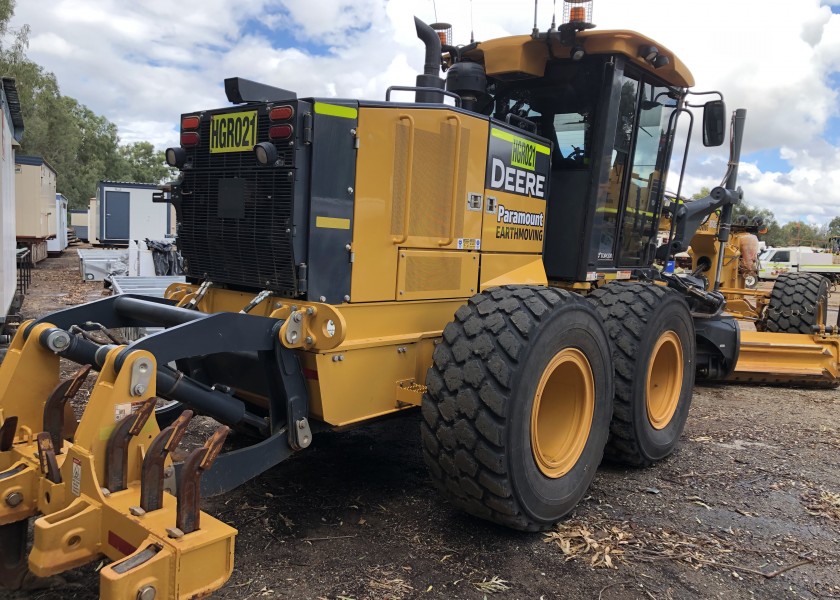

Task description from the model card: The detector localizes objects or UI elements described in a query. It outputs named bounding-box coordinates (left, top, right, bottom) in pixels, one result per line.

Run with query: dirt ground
left=2, top=251, right=839, bottom=600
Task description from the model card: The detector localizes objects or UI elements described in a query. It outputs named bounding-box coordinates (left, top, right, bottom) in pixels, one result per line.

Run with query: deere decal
left=486, top=126, right=551, bottom=199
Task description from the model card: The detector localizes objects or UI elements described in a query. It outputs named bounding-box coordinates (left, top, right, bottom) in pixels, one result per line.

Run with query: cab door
left=606, top=74, right=678, bottom=268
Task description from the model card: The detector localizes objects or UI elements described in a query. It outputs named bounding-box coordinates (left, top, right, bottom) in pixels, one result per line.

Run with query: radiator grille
left=178, top=105, right=299, bottom=294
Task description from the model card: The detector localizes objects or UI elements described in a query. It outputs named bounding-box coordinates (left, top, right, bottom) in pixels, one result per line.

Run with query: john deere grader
left=3, top=4, right=840, bottom=598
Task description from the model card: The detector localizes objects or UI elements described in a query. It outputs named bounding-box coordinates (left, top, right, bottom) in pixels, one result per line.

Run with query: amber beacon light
left=563, top=0, right=593, bottom=24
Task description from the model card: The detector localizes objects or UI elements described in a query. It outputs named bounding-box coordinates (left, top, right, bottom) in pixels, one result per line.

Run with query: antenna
left=551, top=0, right=557, bottom=30
left=470, top=0, right=475, bottom=43
left=533, top=0, right=539, bottom=36
left=433, top=0, right=438, bottom=22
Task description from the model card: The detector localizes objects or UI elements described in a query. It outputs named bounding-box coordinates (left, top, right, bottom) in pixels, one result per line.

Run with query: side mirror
left=702, top=100, right=726, bottom=147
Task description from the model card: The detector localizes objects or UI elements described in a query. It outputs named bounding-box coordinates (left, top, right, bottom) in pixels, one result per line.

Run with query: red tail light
left=269, top=124, right=293, bottom=140
left=180, top=131, right=200, bottom=146
left=269, top=105, right=294, bottom=121
left=181, top=115, right=200, bottom=130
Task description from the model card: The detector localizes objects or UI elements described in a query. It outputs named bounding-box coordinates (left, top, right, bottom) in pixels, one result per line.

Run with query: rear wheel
left=421, top=286, right=613, bottom=531
left=588, top=283, right=695, bottom=467
left=763, top=273, right=829, bottom=333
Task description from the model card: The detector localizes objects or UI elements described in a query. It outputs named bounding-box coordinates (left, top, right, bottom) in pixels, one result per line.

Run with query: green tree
left=117, top=141, right=176, bottom=184
left=828, top=216, right=840, bottom=237
left=0, top=1, right=171, bottom=210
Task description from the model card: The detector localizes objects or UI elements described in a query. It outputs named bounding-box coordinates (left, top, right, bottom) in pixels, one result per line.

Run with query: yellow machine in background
left=2, top=2, right=840, bottom=597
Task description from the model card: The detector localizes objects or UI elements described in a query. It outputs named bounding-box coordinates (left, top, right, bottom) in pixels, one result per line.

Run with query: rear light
left=254, top=142, right=278, bottom=166
left=180, top=132, right=200, bottom=146
left=269, top=105, right=294, bottom=121
left=165, top=147, right=187, bottom=168
left=181, top=115, right=200, bottom=130
left=269, top=124, right=293, bottom=140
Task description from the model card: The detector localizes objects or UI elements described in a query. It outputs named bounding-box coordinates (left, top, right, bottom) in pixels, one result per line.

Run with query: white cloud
left=9, top=0, right=840, bottom=224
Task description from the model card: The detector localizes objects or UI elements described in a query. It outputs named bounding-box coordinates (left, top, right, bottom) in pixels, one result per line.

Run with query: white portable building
left=0, top=77, right=24, bottom=333
left=96, top=181, right=172, bottom=246
left=47, top=193, right=68, bottom=255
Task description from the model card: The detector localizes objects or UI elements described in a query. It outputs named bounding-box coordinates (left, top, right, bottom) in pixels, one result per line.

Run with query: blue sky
left=7, top=0, right=840, bottom=225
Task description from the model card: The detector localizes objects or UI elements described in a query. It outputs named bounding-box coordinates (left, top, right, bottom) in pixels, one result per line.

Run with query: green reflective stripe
left=491, top=128, right=550, bottom=155
left=314, top=102, right=358, bottom=119
left=595, top=206, right=657, bottom=217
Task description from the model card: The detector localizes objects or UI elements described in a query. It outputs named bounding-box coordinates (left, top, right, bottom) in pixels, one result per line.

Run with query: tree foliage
left=0, top=1, right=171, bottom=209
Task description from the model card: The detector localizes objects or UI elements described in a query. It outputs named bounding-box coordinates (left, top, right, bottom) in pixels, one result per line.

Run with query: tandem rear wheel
left=421, top=286, right=613, bottom=531
left=588, top=282, right=696, bottom=467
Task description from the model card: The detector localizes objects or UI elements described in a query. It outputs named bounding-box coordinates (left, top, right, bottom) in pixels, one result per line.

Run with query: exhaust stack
left=414, top=17, right=445, bottom=103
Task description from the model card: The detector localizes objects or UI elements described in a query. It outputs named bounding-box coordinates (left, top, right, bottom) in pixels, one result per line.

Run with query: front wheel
left=421, top=286, right=613, bottom=531
left=763, top=273, right=829, bottom=333
left=589, top=283, right=696, bottom=467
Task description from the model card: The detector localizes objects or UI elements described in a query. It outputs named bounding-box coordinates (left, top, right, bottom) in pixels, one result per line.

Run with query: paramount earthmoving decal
left=483, top=125, right=551, bottom=251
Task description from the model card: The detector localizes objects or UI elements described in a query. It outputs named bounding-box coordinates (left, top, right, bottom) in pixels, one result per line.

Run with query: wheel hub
left=646, top=330, right=683, bottom=430
left=530, top=348, right=595, bottom=478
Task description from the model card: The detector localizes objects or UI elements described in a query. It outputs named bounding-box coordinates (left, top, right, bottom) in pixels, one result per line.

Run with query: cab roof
left=461, top=29, right=694, bottom=88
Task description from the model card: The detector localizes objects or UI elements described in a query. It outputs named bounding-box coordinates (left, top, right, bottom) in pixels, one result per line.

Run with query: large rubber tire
left=588, top=282, right=695, bottom=467
left=764, top=273, right=829, bottom=333
left=421, top=286, right=613, bottom=531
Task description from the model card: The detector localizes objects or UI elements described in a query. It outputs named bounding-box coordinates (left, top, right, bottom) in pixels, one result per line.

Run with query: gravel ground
left=1, top=250, right=838, bottom=600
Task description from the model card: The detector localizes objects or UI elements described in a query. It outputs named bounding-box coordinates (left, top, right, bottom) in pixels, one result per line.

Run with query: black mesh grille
left=178, top=105, right=299, bottom=294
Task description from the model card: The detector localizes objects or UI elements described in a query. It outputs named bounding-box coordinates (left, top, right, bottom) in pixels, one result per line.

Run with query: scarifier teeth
left=0, top=416, right=17, bottom=452
left=140, top=410, right=194, bottom=513
left=43, top=365, right=91, bottom=455
left=177, top=426, right=229, bottom=534
left=105, top=398, right=158, bottom=493
left=35, top=432, right=61, bottom=484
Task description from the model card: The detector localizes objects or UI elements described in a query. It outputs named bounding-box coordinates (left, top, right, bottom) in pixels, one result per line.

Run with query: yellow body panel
left=351, top=106, right=489, bottom=302
left=480, top=253, right=547, bottom=290
left=302, top=298, right=464, bottom=426
left=396, top=249, right=480, bottom=300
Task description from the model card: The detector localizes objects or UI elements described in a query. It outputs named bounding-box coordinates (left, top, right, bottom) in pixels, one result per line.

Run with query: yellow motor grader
left=2, top=2, right=840, bottom=598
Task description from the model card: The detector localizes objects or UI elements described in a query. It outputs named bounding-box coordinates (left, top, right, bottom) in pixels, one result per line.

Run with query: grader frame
left=2, top=8, right=840, bottom=600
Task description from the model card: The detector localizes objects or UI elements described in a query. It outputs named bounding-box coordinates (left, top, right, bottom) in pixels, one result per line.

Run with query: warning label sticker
left=72, top=458, right=82, bottom=497
left=457, top=238, right=481, bottom=250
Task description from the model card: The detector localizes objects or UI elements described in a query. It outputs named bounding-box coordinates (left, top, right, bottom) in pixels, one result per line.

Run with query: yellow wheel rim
left=530, top=348, right=595, bottom=479
left=646, top=331, right=683, bottom=430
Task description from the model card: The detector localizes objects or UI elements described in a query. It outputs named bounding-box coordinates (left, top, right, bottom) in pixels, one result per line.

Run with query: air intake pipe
left=414, top=17, right=445, bottom=103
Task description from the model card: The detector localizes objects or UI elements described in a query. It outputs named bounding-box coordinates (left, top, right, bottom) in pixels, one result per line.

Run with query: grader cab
left=2, top=3, right=839, bottom=598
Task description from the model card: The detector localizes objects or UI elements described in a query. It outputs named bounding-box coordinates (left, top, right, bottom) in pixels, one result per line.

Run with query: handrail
left=439, top=115, right=462, bottom=246
left=392, top=114, right=415, bottom=245
left=385, top=86, right=462, bottom=107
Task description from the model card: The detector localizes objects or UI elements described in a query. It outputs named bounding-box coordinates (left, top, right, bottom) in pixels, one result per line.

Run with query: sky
left=7, top=0, right=840, bottom=225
